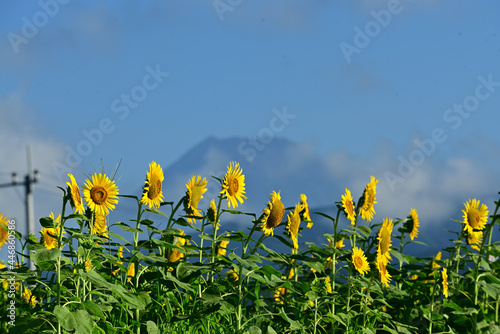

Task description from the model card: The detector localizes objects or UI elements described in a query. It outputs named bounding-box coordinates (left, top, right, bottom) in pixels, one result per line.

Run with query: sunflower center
left=380, top=229, right=391, bottom=254
left=90, top=186, right=108, bottom=205
left=267, top=199, right=285, bottom=229
left=148, top=179, right=162, bottom=200
left=467, top=209, right=481, bottom=229
left=346, top=200, right=354, bottom=215
left=228, top=178, right=239, bottom=196
left=354, top=256, right=364, bottom=269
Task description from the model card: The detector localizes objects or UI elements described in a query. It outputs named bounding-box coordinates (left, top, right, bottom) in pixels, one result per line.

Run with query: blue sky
left=1, top=1, right=500, bottom=259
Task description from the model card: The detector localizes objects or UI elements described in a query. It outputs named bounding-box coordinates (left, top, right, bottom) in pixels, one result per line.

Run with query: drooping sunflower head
left=299, top=194, right=313, bottom=228
left=66, top=173, right=85, bottom=214
left=377, top=254, right=391, bottom=287
left=352, top=247, right=370, bottom=276
left=261, top=190, right=285, bottom=236
left=207, top=199, right=219, bottom=227
left=23, top=286, right=37, bottom=307
left=83, top=173, right=119, bottom=216
left=141, top=161, right=164, bottom=209
left=220, top=162, right=247, bottom=209
left=442, top=267, right=448, bottom=298
left=341, top=188, right=356, bottom=225
left=0, top=213, right=10, bottom=248
left=406, top=208, right=420, bottom=241
left=432, top=251, right=442, bottom=269
left=217, top=234, right=231, bottom=257
left=462, top=199, right=488, bottom=233
left=377, top=217, right=393, bottom=262
left=359, top=176, right=378, bottom=222
left=287, top=203, right=303, bottom=250
left=92, top=213, right=108, bottom=238
left=168, top=230, right=190, bottom=263
left=467, top=230, right=483, bottom=251
left=40, top=226, right=62, bottom=250
left=185, top=175, right=208, bottom=224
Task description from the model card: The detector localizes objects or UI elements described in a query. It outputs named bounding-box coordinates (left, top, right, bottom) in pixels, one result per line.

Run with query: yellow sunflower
left=66, top=173, right=85, bottom=214
left=432, top=251, right=442, bottom=269
left=40, top=226, right=62, bottom=250
left=92, top=213, right=108, bottom=238
left=167, top=230, right=189, bottom=263
left=341, top=188, right=356, bottom=225
left=300, top=194, right=313, bottom=228
left=220, top=162, right=247, bottom=209
left=377, top=254, right=391, bottom=287
left=377, top=217, right=393, bottom=263
left=359, top=176, right=378, bottom=222
left=261, top=190, right=285, bottom=236
left=127, top=262, right=135, bottom=282
left=352, top=247, right=370, bottom=276
left=83, top=173, right=119, bottom=216
left=217, top=233, right=230, bottom=257
left=467, top=230, right=483, bottom=251
left=141, top=161, right=164, bottom=209
left=23, top=286, right=37, bottom=306
left=287, top=203, right=303, bottom=250
left=185, top=175, right=208, bottom=224
left=0, top=213, right=9, bottom=248
left=113, top=246, right=124, bottom=275
left=462, top=199, right=488, bottom=233
left=442, top=267, right=448, bottom=298
left=325, top=276, right=332, bottom=293
left=84, top=258, right=93, bottom=272
left=407, top=208, right=420, bottom=241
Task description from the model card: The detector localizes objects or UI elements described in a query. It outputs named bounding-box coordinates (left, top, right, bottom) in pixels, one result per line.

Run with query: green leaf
left=73, top=309, right=94, bottom=334
left=31, top=248, right=61, bottom=263
left=39, top=217, right=56, bottom=228
left=146, top=320, right=160, bottom=334
left=145, top=208, right=169, bottom=218
left=247, top=326, right=262, bottom=334
left=118, top=194, right=139, bottom=200
left=116, top=222, right=143, bottom=234
left=278, top=308, right=302, bottom=330
left=267, top=326, right=277, bottom=334
left=478, top=280, right=500, bottom=299
left=54, top=306, right=76, bottom=331
left=82, top=300, right=105, bottom=319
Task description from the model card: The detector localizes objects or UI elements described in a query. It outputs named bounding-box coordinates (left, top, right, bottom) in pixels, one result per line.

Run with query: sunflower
left=341, top=188, right=356, bottom=225
left=352, top=247, right=370, bottom=276
left=217, top=233, right=230, bottom=257
left=0, top=213, right=9, bottom=248
left=467, top=230, right=483, bottom=251
left=127, top=263, right=135, bottom=282
left=300, top=194, right=313, bottom=228
left=66, top=173, right=85, bottom=214
left=377, top=254, right=392, bottom=287
left=377, top=217, right=393, bottom=263
left=220, top=162, right=247, bottom=208
left=92, top=213, right=108, bottom=238
left=84, top=258, right=93, bottom=272
left=462, top=199, right=488, bottom=233
left=168, top=230, right=189, bottom=263
left=185, top=175, right=208, bottom=224
left=287, top=203, right=303, bottom=250
left=325, top=276, right=332, bottom=293
left=83, top=173, right=119, bottom=216
left=23, top=286, right=37, bottom=306
left=113, top=246, right=124, bottom=275
left=359, top=176, right=378, bottom=222
left=407, top=208, right=420, bottom=241
left=442, top=267, right=448, bottom=298
left=432, top=251, right=442, bottom=269
left=141, top=161, right=164, bottom=209
left=261, top=190, right=285, bottom=236
left=40, top=226, right=62, bottom=250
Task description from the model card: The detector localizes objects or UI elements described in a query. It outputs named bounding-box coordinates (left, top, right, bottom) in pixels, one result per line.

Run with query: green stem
left=56, top=198, right=67, bottom=334
left=167, top=196, right=186, bottom=229
left=210, top=195, right=224, bottom=282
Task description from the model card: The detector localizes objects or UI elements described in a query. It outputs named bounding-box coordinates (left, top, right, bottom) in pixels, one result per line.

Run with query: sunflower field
left=0, top=161, right=499, bottom=333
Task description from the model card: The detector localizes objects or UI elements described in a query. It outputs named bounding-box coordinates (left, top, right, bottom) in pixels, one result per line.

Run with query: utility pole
left=0, top=146, right=38, bottom=270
